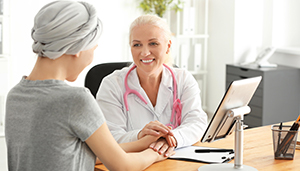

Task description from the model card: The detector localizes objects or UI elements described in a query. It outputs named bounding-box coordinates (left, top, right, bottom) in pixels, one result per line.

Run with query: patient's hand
left=162, top=127, right=177, bottom=147
left=149, top=137, right=176, bottom=157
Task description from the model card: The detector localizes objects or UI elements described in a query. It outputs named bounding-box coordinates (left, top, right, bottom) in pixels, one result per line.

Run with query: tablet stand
left=198, top=106, right=258, bottom=171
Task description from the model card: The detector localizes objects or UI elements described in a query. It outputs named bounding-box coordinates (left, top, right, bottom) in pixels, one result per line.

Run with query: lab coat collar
left=126, top=64, right=174, bottom=90
left=155, top=66, right=174, bottom=115
left=125, top=64, right=143, bottom=92
left=125, top=65, right=154, bottom=113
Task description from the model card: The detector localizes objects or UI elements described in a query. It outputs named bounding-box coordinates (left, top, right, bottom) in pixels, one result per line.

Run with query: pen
left=276, top=115, right=300, bottom=156
left=275, top=122, right=282, bottom=157
left=195, top=149, right=234, bottom=153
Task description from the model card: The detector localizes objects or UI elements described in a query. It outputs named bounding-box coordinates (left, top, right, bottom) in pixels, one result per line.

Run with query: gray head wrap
left=31, top=1, right=102, bottom=59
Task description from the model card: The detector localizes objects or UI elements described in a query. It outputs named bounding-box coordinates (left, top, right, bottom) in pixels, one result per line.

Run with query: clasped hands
left=138, top=120, right=176, bottom=157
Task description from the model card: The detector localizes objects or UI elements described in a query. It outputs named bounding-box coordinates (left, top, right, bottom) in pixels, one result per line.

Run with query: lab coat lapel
left=127, top=68, right=154, bottom=111
left=155, top=67, right=173, bottom=115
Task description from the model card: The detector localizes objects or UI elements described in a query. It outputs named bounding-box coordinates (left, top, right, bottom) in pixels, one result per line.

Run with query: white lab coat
left=96, top=64, right=207, bottom=148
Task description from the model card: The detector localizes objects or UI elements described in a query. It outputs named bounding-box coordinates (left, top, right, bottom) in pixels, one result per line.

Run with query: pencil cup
left=272, top=125, right=298, bottom=160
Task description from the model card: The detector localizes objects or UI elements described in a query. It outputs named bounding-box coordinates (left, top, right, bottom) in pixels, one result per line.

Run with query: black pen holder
left=272, top=125, right=298, bottom=160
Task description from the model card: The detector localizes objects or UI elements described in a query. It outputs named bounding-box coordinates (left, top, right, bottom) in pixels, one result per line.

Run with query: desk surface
left=95, top=121, right=300, bottom=171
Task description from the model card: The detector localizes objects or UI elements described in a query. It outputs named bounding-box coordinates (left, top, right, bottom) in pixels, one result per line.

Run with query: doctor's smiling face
left=130, top=23, right=171, bottom=76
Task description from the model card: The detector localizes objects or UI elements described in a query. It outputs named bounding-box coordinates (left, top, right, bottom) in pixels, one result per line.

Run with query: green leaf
left=138, top=0, right=183, bottom=17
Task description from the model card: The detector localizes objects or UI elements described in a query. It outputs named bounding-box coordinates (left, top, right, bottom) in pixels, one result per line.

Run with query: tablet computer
left=201, top=76, right=262, bottom=143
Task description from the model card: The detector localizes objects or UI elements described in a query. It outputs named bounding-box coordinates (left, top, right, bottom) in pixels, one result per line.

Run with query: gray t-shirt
left=5, top=77, right=105, bottom=171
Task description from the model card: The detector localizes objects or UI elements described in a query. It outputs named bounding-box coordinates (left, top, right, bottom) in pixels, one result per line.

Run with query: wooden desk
left=95, top=121, right=300, bottom=171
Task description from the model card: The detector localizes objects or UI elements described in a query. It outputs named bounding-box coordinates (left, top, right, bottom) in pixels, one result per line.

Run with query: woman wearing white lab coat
left=97, top=15, right=207, bottom=152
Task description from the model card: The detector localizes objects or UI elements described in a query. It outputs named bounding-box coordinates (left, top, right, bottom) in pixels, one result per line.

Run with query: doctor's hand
left=138, top=120, right=174, bottom=140
left=149, top=137, right=176, bottom=157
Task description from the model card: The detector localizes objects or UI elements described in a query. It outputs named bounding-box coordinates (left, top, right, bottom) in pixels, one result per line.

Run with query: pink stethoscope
left=124, top=64, right=182, bottom=129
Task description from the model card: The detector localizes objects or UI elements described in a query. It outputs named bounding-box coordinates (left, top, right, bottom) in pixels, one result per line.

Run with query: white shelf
left=0, top=54, right=9, bottom=58
left=0, top=57, right=7, bottom=61
left=177, top=34, right=209, bottom=39
left=168, top=0, right=209, bottom=109
left=276, top=47, right=300, bottom=56
left=189, top=70, right=208, bottom=75
left=0, top=15, right=8, bottom=18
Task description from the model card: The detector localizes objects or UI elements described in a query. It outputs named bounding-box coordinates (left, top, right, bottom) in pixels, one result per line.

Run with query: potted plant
left=138, top=0, right=183, bottom=18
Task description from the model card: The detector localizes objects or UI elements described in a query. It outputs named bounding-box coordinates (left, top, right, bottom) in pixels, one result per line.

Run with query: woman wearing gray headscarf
left=5, top=1, right=174, bottom=171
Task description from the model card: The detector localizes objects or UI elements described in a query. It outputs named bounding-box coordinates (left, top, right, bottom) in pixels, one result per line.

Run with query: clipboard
left=168, top=146, right=234, bottom=164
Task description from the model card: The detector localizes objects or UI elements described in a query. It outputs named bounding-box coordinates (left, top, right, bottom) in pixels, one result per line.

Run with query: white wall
left=206, top=0, right=235, bottom=114
left=206, top=0, right=264, bottom=114
left=272, top=0, right=300, bottom=48
left=9, top=0, right=142, bottom=88
left=269, top=0, right=300, bottom=68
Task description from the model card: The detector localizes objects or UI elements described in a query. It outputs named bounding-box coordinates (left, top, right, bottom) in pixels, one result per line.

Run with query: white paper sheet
left=168, top=146, right=234, bottom=164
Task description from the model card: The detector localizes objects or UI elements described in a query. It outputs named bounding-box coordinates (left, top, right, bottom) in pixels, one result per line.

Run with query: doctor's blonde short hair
left=129, top=15, right=173, bottom=66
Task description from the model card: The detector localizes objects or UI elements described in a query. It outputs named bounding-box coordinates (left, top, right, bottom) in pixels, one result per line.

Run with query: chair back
left=85, top=62, right=132, bottom=98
